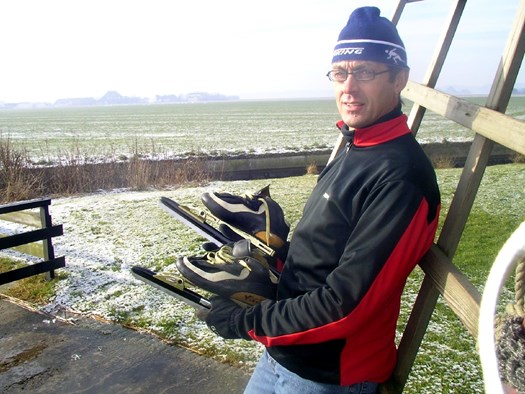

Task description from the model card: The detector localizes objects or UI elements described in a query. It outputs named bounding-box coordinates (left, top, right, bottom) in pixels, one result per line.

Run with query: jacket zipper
left=346, top=132, right=355, bottom=153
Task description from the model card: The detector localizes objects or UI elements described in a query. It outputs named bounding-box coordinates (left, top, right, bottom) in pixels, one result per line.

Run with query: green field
left=1, top=97, right=523, bottom=164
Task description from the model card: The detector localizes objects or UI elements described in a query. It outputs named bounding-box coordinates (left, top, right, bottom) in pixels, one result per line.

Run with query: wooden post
left=39, top=203, right=57, bottom=280
left=406, top=0, right=467, bottom=136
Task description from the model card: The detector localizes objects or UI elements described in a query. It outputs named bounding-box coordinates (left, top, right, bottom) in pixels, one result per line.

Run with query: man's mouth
left=343, top=101, right=364, bottom=112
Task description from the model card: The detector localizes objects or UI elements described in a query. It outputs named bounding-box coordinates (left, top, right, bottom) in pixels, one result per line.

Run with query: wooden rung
left=419, top=245, right=481, bottom=337
left=0, top=198, right=51, bottom=215
left=403, top=81, right=525, bottom=155
left=0, top=225, right=63, bottom=251
left=0, top=234, right=45, bottom=258
left=0, top=256, right=65, bottom=285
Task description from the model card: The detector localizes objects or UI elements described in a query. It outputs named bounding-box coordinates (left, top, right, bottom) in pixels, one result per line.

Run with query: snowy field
left=2, top=97, right=523, bottom=165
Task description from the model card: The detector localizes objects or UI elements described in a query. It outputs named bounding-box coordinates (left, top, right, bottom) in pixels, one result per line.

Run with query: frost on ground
left=0, top=175, right=311, bottom=372
left=44, top=182, right=286, bottom=370
left=2, top=164, right=524, bottom=392
left=31, top=176, right=314, bottom=371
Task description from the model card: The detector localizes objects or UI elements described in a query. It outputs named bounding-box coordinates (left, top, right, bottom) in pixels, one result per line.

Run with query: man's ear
left=394, top=68, right=409, bottom=94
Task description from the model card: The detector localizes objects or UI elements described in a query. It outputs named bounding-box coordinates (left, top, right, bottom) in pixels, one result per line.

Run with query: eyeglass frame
left=326, top=68, right=391, bottom=82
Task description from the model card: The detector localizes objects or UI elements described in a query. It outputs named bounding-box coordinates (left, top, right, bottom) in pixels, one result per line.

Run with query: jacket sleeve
left=231, top=179, right=439, bottom=346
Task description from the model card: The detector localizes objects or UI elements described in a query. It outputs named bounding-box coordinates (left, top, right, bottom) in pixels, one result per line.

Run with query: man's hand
left=197, top=296, right=251, bottom=340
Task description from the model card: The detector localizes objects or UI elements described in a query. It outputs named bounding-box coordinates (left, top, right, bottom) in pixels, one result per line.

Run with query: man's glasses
left=326, top=69, right=390, bottom=82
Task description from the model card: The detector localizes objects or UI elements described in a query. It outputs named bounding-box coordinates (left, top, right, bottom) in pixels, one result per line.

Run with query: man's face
left=331, top=60, right=408, bottom=129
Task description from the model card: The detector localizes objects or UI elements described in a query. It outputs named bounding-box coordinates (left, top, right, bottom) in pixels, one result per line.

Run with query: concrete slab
left=0, top=298, right=250, bottom=393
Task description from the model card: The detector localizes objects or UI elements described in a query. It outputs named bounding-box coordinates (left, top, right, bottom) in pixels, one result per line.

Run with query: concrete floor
left=0, top=297, right=250, bottom=393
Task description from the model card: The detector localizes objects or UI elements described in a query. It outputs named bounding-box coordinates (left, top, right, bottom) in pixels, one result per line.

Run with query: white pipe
left=478, top=221, right=525, bottom=394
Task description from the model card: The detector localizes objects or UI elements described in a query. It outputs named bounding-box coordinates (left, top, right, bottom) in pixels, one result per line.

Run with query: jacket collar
left=354, top=114, right=411, bottom=146
left=337, top=114, right=411, bottom=147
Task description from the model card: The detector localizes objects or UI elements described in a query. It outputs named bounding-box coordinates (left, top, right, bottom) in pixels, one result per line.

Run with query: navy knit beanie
left=332, top=6, right=408, bottom=68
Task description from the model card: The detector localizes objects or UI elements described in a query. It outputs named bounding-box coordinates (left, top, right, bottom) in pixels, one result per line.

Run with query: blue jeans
left=244, top=350, right=378, bottom=394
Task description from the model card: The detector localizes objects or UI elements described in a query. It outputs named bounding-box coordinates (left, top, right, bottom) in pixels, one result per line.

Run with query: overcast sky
left=1, top=0, right=523, bottom=103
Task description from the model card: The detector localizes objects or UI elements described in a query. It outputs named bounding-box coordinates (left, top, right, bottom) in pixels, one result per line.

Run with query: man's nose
left=341, top=74, right=359, bottom=93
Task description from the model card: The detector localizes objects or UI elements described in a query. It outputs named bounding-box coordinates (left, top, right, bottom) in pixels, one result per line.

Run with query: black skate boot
left=176, top=242, right=278, bottom=306
left=201, top=185, right=290, bottom=250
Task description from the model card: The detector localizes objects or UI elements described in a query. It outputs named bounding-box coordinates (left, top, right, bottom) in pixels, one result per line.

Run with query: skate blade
left=131, top=266, right=211, bottom=310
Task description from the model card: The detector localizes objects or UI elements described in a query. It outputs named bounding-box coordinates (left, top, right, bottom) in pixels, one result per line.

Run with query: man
left=201, top=7, right=441, bottom=393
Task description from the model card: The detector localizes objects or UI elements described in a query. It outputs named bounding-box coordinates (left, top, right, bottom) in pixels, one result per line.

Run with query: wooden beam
left=391, top=0, right=425, bottom=25
left=0, top=225, right=63, bottom=250
left=438, top=135, right=495, bottom=257
left=407, top=0, right=467, bottom=135
left=381, top=271, right=441, bottom=393
left=402, top=81, right=525, bottom=155
left=0, top=198, right=51, bottom=215
left=327, top=134, right=345, bottom=164
left=420, top=245, right=481, bottom=336
left=0, top=257, right=65, bottom=285
left=0, top=234, right=44, bottom=258
left=391, top=0, right=409, bottom=25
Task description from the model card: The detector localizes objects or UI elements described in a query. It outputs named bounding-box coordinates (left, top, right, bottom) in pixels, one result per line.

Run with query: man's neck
left=367, top=102, right=403, bottom=128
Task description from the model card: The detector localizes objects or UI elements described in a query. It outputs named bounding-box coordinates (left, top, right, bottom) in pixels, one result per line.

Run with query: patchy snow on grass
left=3, top=163, right=524, bottom=392
left=43, top=183, right=279, bottom=369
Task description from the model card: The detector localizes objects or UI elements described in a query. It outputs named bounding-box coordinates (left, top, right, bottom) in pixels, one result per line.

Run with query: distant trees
left=156, top=92, right=239, bottom=103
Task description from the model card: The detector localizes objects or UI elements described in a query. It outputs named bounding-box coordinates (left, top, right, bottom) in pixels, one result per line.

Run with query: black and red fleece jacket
left=232, top=113, right=441, bottom=386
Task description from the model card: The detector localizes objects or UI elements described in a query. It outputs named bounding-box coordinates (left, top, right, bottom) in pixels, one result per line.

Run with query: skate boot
left=176, top=242, right=278, bottom=306
left=201, top=185, right=290, bottom=250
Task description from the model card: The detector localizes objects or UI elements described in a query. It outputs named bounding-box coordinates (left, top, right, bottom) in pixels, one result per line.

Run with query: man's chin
left=343, top=116, right=369, bottom=129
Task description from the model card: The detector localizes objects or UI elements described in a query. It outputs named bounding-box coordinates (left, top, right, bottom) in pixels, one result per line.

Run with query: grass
left=456, top=210, right=519, bottom=285
left=398, top=163, right=525, bottom=393
left=0, top=256, right=67, bottom=304
left=398, top=208, right=521, bottom=393
left=0, top=163, right=523, bottom=393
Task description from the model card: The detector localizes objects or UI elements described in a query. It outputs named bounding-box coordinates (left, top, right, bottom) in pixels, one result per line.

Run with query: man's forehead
left=331, top=60, right=385, bottom=69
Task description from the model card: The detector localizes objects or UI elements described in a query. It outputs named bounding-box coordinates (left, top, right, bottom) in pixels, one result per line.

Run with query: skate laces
left=239, top=190, right=272, bottom=247
left=206, top=245, right=253, bottom=271
left=206, top=245, right=235, bottom=265
left=205, top=242, right=275, bottom=274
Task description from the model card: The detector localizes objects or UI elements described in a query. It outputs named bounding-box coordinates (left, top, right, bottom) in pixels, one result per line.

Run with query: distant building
left=97, top=91, right=148, bottom=106
left=54, top=97, right=98, bottom=107
left=0, top=90, right=240, bottom=110
left=184, top=92, right=240, bottom=103
left=155, top=94, right=181, bottom=103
